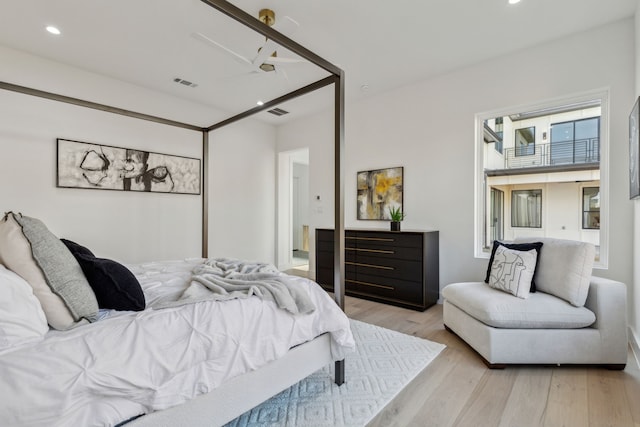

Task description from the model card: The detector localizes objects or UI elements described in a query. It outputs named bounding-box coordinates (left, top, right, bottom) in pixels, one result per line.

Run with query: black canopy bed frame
left=0, top=0, right=346, bottom=424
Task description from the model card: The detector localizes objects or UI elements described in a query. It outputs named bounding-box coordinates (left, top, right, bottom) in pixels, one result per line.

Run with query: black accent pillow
left=61, top=239, right=145, bottom=311
left=60, top=238, right=95, bottom=257
left=485, top=240, right=543, bottom=292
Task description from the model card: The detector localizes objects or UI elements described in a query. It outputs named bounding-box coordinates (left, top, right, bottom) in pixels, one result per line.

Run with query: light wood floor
left=342, top=296, right=640, bottom=427
left=286, top=267, right=640, bottom=426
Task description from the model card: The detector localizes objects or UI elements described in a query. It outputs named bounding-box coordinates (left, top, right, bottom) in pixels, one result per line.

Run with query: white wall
left=0, top=88, right=203, bottom=264
left=208, top=120, right=277, bottom=263
left=494, top=180, right=600, bottom=245
left=278, top=19, right=635, bottom=291
left=277, top=109, right=334, bottom=273
left=0, top=45, right=279, bottom=265
left=631, top=0, right=640, bottom=360
left=0, top=45, right=227, bottom=126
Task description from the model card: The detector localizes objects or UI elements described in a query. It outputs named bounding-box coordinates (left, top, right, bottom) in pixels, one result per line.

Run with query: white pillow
left=488, top=245, right=538, bottom=299
left=0, top=212, right=98, bottom=330
left=0, top=264, right=48, bottom=350
left=515, top=237, right=595, bottom=306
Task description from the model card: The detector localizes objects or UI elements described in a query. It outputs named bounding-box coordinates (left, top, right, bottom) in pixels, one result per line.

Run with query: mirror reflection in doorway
left=292, top=154, right=309, bottom=271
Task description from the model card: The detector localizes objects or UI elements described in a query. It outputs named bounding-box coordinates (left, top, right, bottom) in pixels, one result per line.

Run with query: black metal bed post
left=202, top=131, right=209, bottom=258
left=198, top=0, right=341, bottom=76
left=199, top=0, right=347, bottom=387
left=333, top=70, right=346, bottom=386
left=0, top=82, right=202, bottom=132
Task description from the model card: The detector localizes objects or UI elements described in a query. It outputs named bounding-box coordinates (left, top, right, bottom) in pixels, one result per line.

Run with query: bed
left=0, top=255, right=354, bottom=427
left=0, top=1, right=349, bottom=425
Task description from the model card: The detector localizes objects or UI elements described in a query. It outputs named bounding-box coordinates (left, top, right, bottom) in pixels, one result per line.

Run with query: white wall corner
left=630, top=326, right=640, bottom=368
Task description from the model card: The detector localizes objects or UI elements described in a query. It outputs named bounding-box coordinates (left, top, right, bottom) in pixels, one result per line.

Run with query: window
left=582, top=187, right=600, bottom=229
left=490, top=188, right=504, bottom=241
left=511, top=189, right=542, bottom=228
left=483, top=118, right=503, bottom=154
left=475, top=92, right=608, bottom=267
left=550, top=117, right=600, bottom=165
left=495, top=117, right=504, bottom=154
left=515, top=126, right=535, bottom=156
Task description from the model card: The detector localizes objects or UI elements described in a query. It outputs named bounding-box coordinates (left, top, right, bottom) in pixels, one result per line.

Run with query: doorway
left=276, top=148, right=309, bottom=271
left=292, top=161, right=309, bottom=268
left=490, top=187, right=504, bottom=244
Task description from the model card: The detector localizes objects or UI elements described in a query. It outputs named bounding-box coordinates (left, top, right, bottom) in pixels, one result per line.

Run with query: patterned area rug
left=225, top=319, right=446, bottom=427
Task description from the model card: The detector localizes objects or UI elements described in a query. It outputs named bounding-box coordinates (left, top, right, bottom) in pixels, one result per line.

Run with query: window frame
left=511, top=189, right=542, bottom=228
left=582, top=186, right=600, bottom=230
left=550, top=117, right=600, bottom=165
left=495, top=117, right=504, bottom=154
left=514, top=126, right=536, bottom=157
left=474, top=89, right=609, bottom=269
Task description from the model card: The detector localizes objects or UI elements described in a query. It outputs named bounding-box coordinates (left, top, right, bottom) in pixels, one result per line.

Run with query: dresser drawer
left=346, top=256, right=422, bottom=281
left=317, top=251, right=358, bottom=269
left=345, top=244, right=421, bottom=261
left=316, top=239, right=335, bottom=253
left=316, top=229, right=335, bottom=242
left=315, top=267, right=334, bottom=288
left=346, top=231, right=422, bottom=248
left=346, top=274, right=423, bottom=307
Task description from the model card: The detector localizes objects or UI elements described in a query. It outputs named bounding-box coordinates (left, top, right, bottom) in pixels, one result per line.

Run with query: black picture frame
left=630, top=97, right=640, bottom=199
left=56, top=138, right=201, bottom=195
left=356, top=166, right=404, bottom=220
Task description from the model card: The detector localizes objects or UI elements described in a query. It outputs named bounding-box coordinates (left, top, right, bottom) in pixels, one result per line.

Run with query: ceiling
left=0, top=0, right=636, bottom=126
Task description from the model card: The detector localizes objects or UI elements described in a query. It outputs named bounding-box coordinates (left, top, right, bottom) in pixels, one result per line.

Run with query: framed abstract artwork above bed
left=56, top=138, right=201, bottom=194
left=357, top=166, right=403, bottom=220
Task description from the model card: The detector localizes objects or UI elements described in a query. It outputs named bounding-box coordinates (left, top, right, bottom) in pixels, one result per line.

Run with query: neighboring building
left=482, top=103, right=601, bottom=256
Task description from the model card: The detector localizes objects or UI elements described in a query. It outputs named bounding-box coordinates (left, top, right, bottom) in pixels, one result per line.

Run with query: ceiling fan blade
left=273, top=16, right=299, bottom=37
left=252, top=16, right=300, bottom=69
left=275, top=66, right=289, bottom=81
left=191, top=32, right=252, bottom=67
left=263, top=56, right=307, bottom=65
left=252, top=39, right=278, bottom=69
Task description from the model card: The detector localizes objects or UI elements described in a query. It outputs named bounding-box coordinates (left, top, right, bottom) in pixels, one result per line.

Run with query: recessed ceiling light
left=46, top=26, right=61, bottom=35
left=508, top=0, right=521, bottom=4
left=257, top=100, right=264, bottom=106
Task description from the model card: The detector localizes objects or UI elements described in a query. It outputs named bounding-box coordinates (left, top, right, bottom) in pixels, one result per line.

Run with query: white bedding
left=0, top=259, right=354, bottom=427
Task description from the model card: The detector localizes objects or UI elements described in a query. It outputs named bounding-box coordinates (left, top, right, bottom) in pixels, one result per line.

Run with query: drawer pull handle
left=346, top=261, right=394, bottom=270
left=347, top=279, right=394, bottom=290
left=345, top=247, right=395, bottom=254
left=346, top=237, right=395, bottom=242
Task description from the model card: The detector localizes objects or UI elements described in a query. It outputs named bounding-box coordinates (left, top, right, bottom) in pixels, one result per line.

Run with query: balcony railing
left=504, top=138, right=599, bottom=169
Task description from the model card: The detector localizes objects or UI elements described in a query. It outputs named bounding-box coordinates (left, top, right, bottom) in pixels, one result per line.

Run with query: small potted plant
left=388, top=206, right=405, bottom=231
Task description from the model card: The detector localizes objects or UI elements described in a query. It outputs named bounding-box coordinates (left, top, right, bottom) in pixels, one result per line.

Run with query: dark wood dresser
left=315, top=228, right=439, bottom=311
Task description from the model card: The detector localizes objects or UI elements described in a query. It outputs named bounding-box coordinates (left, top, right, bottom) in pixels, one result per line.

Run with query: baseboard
left=630, top=327, right=640, bottom=369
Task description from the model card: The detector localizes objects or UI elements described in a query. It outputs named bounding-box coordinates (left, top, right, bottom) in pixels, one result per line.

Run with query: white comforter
left=0, top=259, right=354, bottom=427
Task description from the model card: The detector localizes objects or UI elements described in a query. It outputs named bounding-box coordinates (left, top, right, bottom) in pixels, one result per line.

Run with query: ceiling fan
left=192, top=8, right=306, bottom=77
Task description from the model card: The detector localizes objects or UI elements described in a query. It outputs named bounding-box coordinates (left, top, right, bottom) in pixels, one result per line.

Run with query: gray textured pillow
left=0, top=212, right=98, bottom=329
left=514, top=237, right=595, bottom=307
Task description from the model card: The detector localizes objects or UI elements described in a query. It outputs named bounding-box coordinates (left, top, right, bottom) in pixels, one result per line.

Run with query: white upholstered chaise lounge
left=443, top=237, right=628, bottom=369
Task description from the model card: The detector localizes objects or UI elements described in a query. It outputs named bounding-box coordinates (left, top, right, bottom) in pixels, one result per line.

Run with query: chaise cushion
left=442, top=282, right=595, bottom=329
left=515, top=237, right=595, bottom=307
